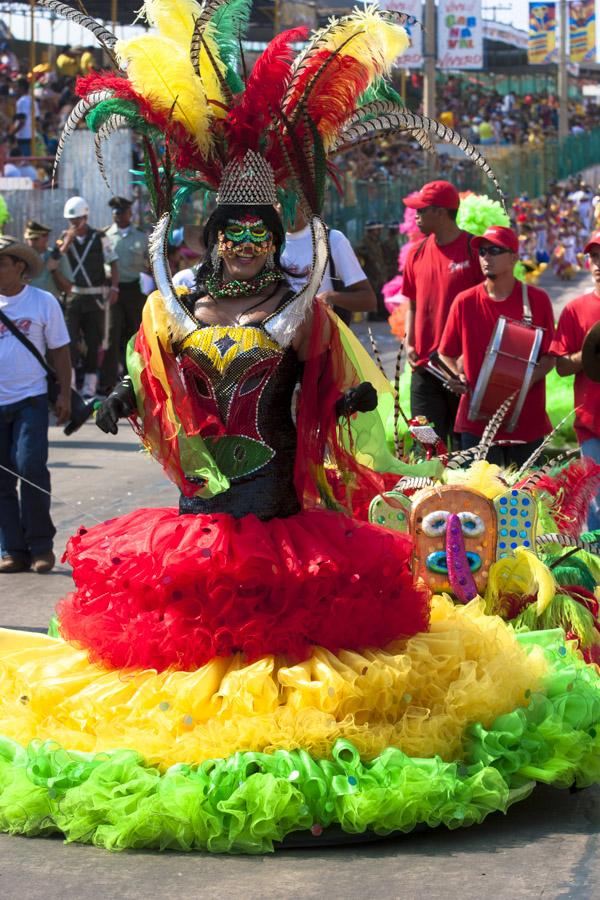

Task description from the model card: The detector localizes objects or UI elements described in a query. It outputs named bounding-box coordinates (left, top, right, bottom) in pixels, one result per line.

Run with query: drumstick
left=429, top=351, right=458, bottom=380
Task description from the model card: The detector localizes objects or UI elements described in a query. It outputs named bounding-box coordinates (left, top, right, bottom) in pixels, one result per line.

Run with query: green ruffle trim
left=0, top=631, right=598, bottom=854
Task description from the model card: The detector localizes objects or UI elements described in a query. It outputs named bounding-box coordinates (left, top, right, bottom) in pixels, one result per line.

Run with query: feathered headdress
left=40, top=0, right=504, bottom=345
left=42, top=0, right=503, bottom=217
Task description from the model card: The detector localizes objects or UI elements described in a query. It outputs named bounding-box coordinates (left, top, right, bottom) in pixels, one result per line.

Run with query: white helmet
left=63, top=196, right=89, bottom=219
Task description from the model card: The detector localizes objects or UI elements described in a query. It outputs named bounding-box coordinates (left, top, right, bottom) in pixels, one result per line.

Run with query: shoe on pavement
left=30, top=551, right=55, bottom=574
left=0, top=555, right=30, bottom=573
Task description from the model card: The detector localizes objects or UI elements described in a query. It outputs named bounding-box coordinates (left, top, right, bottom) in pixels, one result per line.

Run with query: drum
left=468, top=316, right=544, bottom=432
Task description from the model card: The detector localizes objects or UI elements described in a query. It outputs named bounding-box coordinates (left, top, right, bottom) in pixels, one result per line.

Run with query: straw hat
left=0, top=235, right=43, bottom=278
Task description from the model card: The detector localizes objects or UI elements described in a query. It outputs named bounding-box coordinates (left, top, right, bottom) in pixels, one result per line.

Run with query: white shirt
left=173, top=266, right=198, bottom=291
left=15, top=94, right=39, bottom=140
left=281, top=226, right=366, bottom=294
left=0, top=285, right=70, bottom=405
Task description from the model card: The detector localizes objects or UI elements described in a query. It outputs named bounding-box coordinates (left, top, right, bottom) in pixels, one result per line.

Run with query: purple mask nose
left=445, top=513, right=478, bottom=604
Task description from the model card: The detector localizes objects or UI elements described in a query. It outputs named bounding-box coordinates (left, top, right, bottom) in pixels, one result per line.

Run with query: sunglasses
left=478, top=245, right=511, bottom=257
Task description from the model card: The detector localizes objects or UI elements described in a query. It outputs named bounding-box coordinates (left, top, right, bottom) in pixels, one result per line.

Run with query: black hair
left=447, top=208, right=459, bottom=222
left=194, top=204, right=288, bottom=294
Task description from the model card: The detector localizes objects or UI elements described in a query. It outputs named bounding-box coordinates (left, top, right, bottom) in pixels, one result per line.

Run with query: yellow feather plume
left=128, top=3, right=228, bottom=118
left=486, top=548, right=556, bottom=617
left=318, top=7, right=409, bottom=77
left=141, top=0, right=200, bottom=45
left=447, top=460, right=507, bottom=500
left=115, top=35, right=215, bottom=151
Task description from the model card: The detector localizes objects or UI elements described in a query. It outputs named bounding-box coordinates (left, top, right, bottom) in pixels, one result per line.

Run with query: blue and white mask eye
left=458, top=511, right=485, bottom=537
left=422, top=510, right=450, bottom=537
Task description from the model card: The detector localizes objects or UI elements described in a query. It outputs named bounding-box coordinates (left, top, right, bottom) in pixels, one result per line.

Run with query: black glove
left=335, top=381, right=378, bottom=419
left=95, top=377, right=136, bottom=434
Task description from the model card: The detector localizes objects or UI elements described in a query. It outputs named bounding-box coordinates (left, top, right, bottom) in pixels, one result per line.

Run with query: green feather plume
left=357, top=77, right=403, bottom=110
left=86, top=98, right=160, bottom=138
left=209, top=0, right=252, bottom=93
left=551, top=557, right=597, bottom=594
left=511, top=593, right=597, bottom=648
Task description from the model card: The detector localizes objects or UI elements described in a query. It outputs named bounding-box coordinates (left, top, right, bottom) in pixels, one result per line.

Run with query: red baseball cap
left=471, top=226, right=519, bottom=253
left=584, top=230, right=600, bottom=253
left=403, top=180, right=460, bottom=210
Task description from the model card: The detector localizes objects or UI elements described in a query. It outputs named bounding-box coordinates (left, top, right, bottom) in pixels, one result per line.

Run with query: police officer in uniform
left=60, top=196, right=119, bottom=398
left=99, top=196, right=149, bottom=393
left=24, top=220, right=73, bottom=300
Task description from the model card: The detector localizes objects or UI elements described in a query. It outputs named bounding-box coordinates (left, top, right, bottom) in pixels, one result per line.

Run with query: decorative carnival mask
left=218, top=217, right=274, bottom=259
left=369, top=482, right=537, bottom=603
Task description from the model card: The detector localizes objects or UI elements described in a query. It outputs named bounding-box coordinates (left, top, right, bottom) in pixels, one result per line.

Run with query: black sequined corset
left=178, top=320, right=302, bottom=520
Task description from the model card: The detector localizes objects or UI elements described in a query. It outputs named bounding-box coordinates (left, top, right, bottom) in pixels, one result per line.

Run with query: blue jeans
left=0, top=394, right=55, bottom=560
left=581, top=438, right=600, bottom=532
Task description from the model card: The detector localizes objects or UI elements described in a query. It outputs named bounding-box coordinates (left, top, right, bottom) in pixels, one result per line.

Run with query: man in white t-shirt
left=0, top=237, right=72, bottom=574
left=280, top=208, right=376, bottom=325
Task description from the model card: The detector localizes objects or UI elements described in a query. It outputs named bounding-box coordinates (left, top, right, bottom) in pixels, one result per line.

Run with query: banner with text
left=528, top=2, right=558, bottom=64
left=383, top=0, right=423, bottom=67
left=569, top=0, right=596, bottom=63
left=438, top=0, right=483, bottom=70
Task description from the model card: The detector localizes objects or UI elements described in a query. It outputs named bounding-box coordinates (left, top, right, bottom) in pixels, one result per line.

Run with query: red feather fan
left=534, top=458, right=600, bottom=535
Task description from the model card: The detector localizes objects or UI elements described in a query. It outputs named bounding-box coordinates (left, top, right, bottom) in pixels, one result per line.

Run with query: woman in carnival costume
left=0, top=0, right=600, bottom=853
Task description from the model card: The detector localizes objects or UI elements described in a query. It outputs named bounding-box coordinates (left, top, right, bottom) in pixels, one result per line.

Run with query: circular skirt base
left=276, top=821, right=430, bottom=849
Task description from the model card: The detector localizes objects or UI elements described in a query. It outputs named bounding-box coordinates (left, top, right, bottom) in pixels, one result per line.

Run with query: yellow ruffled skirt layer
left=0, top=598, right=547, bottom=769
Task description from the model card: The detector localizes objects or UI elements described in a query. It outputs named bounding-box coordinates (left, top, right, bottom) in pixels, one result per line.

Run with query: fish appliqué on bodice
left=178, top=321, right=302, bottom=520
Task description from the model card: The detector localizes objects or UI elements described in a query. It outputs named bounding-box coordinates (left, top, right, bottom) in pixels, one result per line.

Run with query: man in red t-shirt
left=438, top=225, right=555, bottom=467
left=551, top=230, right=600, bottom=531
left=403, top=180, right=484, bottom=445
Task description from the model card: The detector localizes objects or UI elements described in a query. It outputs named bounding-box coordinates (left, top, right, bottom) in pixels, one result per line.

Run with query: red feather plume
left=225, top=27, right=308, bottom=157
left=304, top=53, right=370, bottom=141
left=534, top=458, right=600, bottom=535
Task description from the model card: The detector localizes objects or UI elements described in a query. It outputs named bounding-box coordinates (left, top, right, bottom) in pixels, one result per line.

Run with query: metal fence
left=3, top=127, right=600, bottom=245
left=325, top=128, right=600, bottom=239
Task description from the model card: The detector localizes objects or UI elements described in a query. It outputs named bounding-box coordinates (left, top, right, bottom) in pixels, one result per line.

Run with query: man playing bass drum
left=438, top=226, right=556, bottom=467
left=402, top=181, right=484, bottom=446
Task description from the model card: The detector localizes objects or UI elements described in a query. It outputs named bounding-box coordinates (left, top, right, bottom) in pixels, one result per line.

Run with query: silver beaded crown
left=216, top=151, right=278, bottom=206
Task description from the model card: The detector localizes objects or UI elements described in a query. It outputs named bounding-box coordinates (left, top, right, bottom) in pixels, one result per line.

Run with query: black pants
left=410, top=366, right=459, bottom=447
left=460, top=432, right=544, bottom=468
left=65, top=293, right=105, bottom=374
left=100, top=282, right=147, bottom=391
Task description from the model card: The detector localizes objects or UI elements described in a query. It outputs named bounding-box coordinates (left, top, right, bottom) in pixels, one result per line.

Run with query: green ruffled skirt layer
left=0, top=631, right=599, bottom=853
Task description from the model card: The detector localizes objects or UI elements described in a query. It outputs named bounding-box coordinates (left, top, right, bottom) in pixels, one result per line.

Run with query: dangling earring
left=211, top=244, right=222, bottom=275
left=265, top=249, right=275, bottom=270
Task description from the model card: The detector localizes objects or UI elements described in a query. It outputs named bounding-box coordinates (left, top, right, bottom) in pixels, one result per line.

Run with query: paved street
left=0, top=268, right=598, bottom=898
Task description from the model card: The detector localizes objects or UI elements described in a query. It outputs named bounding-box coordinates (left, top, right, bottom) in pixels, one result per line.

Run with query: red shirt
left=439, top=280, right=555, bottom=441
left=550, top=291, right=600, bottom=443
left=402, top=231, right=484, bottom=365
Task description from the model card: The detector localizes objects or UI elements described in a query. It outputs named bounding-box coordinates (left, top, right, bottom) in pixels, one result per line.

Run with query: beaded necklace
left=206, top=268, right=283, bottom=299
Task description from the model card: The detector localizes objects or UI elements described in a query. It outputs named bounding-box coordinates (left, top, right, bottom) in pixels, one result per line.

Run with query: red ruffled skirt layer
left=58, top=508, right=429, bottom=672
